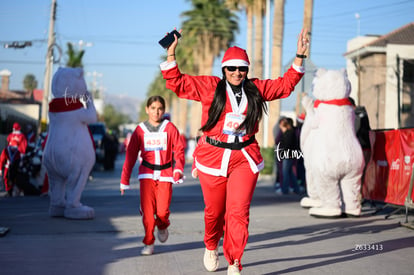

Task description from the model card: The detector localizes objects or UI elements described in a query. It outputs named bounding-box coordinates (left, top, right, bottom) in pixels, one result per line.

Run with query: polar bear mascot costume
left=306, top=68, right=364, bottom=218
left=299, top=94, right=322, bottom=209
left=43, top=67, right=97, bottom=219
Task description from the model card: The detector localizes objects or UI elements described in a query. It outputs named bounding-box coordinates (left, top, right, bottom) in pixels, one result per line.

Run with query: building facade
left=344, top=22, right=414, bottom=130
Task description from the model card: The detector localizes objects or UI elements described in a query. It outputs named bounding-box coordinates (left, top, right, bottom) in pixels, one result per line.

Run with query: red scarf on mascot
left=48, top=98, right=95, bottom=150
left=314, top=98, right=352, bottom=108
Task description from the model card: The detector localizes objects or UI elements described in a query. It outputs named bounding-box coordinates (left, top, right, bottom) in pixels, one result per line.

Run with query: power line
left=285, top=0, right=413, bottom=24
left=0, top=59, right=160, bottom=67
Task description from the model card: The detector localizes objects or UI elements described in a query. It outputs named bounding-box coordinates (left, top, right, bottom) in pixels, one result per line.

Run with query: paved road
left=1, top=154, right=413, bottom=275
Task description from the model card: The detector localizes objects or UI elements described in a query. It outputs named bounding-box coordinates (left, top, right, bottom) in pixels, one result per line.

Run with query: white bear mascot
left=43, top=67, right=97, bottom=219
left=303, top=68, right=364, bottom=218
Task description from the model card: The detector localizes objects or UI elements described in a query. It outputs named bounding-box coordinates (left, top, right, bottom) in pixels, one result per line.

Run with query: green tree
left=23, top=73, right=38, bottom=100
left=66, top=42, right=85, bottom=68
left=102, top=104, right=131, bottom=132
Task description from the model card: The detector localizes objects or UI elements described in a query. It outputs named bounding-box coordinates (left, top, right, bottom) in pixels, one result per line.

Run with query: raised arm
left=166, top=29, right=182, bottom=63
left=294, top=28, right=309, bottom=67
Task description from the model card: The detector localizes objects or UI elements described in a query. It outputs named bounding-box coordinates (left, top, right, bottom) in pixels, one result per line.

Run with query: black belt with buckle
left=205, top=135, right=255, bottom=150
left=141, top=159, right=172, bottom=170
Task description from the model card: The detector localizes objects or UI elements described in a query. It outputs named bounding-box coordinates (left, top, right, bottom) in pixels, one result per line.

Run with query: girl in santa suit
left=160, top=29, right=309, bottom=274
left=120, top=95, right=185, bottom=256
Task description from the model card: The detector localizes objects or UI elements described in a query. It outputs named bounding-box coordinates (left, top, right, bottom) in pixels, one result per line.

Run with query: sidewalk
left=1, top=160, right=413, bottom=275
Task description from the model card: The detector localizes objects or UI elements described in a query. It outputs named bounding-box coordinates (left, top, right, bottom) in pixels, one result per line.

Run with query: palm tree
left=265, top=0, right=285, bottom=148
left=181, top=0, right=238, bottom=136
left=295, top=0, right=313, bottom=115
left=66, top=42, right=85, bottom=68
left=225, top=0, right=254, bottom=59
left=252, top=0, right=266, bottom=79
left=182, top=0, right=238, bottom=74
left=23, top=73, right=38, bottom=100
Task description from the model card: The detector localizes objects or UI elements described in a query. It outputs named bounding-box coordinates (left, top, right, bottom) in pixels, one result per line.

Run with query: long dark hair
left=146, top=95, right=165, bottom=109
left=200, top=69, right=267, bottom=135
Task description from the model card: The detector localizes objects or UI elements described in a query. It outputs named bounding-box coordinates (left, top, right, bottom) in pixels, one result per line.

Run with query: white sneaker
left=141, top=244, right=154, bottom=255
left=157, top=228, right=169, bottom=243
left=203, top=248, right=219, bottom=272
left=227, top=259, right=241, bottom=275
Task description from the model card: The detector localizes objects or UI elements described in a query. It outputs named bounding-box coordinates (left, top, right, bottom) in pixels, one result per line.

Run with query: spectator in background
left=103, top=130, right=119, bottom=171
left=25, top=124, right=36, bottom=149
left=276, top=117, right=301, bottom=195
left=7, top=123, right=28, bottom=156
left=349, top=97, right=371, bottom=181
left=0, top=122, right=28, bottom=196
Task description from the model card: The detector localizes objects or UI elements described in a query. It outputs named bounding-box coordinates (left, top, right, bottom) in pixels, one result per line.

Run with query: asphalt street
left=1, top=154, right=413, bottom=275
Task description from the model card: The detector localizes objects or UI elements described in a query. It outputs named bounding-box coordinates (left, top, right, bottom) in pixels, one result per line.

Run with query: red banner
left=362, top=128, right=414, bottom=205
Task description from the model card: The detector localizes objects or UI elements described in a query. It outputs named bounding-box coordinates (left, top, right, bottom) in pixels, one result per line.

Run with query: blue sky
left=1, top=0, right=413, bottom=111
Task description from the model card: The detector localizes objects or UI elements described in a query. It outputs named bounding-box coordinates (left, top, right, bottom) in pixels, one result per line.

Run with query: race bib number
left=223, top=113, right=246, bottom=136
left=144, top=132, right=167, bottom=151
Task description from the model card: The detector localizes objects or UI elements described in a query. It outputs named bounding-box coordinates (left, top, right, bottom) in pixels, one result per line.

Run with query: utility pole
left=40, top=0, right=57, bottom=130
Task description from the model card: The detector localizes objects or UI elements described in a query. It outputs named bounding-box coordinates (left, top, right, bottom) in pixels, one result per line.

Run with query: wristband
left=296, top=54, right=307, bottom=59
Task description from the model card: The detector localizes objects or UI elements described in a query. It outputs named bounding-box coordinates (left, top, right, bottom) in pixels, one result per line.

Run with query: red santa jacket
left=160, top=61, right=303, bottom=176
left=7, top=131, right=27, bottom=154
left=120, top=119, right=185, bottom=189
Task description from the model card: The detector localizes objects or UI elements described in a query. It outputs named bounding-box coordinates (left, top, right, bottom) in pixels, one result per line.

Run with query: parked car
left=88, top=122, right=106, bottom=163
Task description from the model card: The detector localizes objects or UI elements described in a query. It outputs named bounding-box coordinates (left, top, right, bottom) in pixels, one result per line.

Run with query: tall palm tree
left=252, top=0, right=266, bottom=79
left=295, top=0, right=313, bottom=115
left=266, top=0, right=285, bottom=148
left=225, top=0, right=254, bottom=60
left=181, top=0, right=238, bottom=136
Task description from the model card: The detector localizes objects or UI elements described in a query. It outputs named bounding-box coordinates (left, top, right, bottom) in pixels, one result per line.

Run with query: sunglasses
left=226, top=66, right=249, bottom=72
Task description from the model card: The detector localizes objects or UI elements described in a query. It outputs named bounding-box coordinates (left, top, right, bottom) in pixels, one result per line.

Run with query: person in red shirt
left=160, top=29, right=308, bottom=274
left=1, top=122, right=28, bottom=195
left=7, top=122, right=27, bottom=155
left=120, top=96, right=185, bottom=255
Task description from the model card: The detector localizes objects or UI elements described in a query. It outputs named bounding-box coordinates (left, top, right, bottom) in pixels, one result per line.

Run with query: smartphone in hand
left=158, top=30, right=181, bottom=49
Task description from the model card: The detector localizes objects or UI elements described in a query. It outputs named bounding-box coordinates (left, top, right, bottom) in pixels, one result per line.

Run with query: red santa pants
left=198, top=150, right=258, bottom=267
left=140, top=179, right=172, bottom=245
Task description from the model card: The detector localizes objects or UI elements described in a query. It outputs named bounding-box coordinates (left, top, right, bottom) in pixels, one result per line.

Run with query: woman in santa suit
left=120, top=95, right=185, bottom=256
left=160, top=29, right=309, bottom=274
